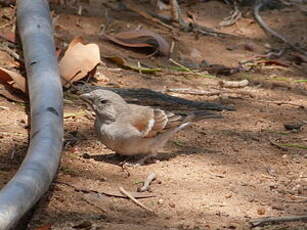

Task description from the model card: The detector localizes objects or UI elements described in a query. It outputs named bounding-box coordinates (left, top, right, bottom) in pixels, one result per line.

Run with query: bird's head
left=80, top=89, right=127, bottom=122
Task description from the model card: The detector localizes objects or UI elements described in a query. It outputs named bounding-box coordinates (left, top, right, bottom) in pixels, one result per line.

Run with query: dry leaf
left=59, top=38, right=101, bottom=87
left=67, top=36, right=85, bottom=50
left=102, top=30, right=170, bottom=56
left=0, top=87, right=26, bottom=103
left=0, top=67, right=26, bottom=92
left=0, top=31, right=16, bottom=43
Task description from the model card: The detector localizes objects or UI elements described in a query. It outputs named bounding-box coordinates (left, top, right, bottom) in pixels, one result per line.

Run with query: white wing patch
left=142, top=118, right=155, bottom=137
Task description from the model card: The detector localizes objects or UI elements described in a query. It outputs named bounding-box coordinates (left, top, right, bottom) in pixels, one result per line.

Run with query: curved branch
left=0, top=0, right=63, bottom=229
left=253, top=0, right=307, bottom=55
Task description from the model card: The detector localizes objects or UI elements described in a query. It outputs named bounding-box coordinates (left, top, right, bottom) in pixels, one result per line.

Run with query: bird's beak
left=80, top=93, right=93, bottom=103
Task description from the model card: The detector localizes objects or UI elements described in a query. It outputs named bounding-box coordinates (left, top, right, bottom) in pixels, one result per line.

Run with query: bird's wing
left=126, top=104, right=156, bottom=137
left=126, top=105, right=221, bottom=138
left=127, top=105, right=180, bottom=137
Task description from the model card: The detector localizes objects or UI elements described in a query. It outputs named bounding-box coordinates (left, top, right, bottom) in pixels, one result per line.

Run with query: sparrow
left=81, top=89, right=222, bottom=165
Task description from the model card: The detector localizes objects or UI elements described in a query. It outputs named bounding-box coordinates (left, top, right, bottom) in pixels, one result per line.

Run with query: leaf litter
left=102, top=29, right=170, bottom=56
left=59, top=37, right=101, bottom=87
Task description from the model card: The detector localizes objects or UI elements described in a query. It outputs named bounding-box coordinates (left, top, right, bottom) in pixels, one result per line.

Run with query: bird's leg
left=119, top=153, right=157, bottom=167
left=136, top=153, right=158, bottom=166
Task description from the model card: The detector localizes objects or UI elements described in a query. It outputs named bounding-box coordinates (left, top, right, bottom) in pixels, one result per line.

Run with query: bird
left=80, top=89, right=222, bottom=165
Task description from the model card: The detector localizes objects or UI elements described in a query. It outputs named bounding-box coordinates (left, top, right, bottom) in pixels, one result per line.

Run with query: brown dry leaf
left=59, top=39, right=101, bottom=87
left=0, top=31, right=16, bottom=43
left=0, top=87, right=26, bottom=103
left=0, top=67, right=26, bottom=92
left=102, top=30, right=170, bottom=56
left=67, top=36, right=85, bottom=50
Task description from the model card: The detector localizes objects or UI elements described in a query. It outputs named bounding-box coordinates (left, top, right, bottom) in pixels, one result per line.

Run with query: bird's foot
left=119, top=154, right=158, bottom=167
left=120, top=161, right=141, bottom=168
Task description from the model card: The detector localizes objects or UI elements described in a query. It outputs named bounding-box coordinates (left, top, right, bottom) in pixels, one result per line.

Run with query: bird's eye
left=100, top=99, right=108, bottom=104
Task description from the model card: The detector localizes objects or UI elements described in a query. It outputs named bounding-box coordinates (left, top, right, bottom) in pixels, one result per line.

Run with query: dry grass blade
left=119, top=186, right=156, bottom=215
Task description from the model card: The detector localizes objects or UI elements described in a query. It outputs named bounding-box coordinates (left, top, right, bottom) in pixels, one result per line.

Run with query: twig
left=253, top=1, right=307, bottom=56
left=0, top=44, right=23, bottom=62
left=164, top=87, right=255, bottom=98
left=10, top=149, right=15, bottom=160
left=219, top=1, right=242, bottom=27
left=270, top=140, right=288, bottom=151
left=169, top=40, right=175, bottom=56
left=219, top=79, right=249, bottom=88
left=119, top=186, right=156, bottom=215
left=124, top=0, right=173, bottom=31
left=164, top=88, right=220, bottom=96
left=285, top=199, right=307, bottom=203
left=255, top=99, right=305, bottom=109
left=137, top=172, right=157, bottom=192
left=138, top=0, right=233, bottom=38
left=250, top=215, right=307, bottom=227
left=54, top=180, right=155, bottom=199
left=169, top=58, right=214, bottom=78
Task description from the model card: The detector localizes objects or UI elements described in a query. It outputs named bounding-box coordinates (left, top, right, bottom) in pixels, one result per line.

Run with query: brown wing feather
left=126, top=104, right=155, bottom=137
left=126, top=105, right=217, bottom=138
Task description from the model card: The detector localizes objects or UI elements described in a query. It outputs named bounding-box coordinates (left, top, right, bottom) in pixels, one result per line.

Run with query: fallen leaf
left=59, top=38, right=101, bottom=87
left=102, top=30, right=170, bottom=56
left=67, top=36, right=85, bottom=50
left=0, top=67, right=26, bottom=92
left=0, top=31, right=16, bottom=43
left=0, top=86, right=26, bottom=103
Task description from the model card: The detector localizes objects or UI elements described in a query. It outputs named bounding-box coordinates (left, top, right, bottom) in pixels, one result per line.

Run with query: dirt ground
left=0, top=1, right=307, bottom=230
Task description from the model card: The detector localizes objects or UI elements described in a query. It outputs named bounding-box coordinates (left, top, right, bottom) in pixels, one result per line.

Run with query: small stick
left=169, top=40, right=175, bottom=56
left=165, top=88, right=220, bottom=96
left=124, top=1, right=173, bottom=31
left=270, top=140, right=288, bottom=151
left=137, top=172, right=157, bottom=192
left=169, top=58, right=214, bottom=78
left=250, top=215, right=307, bottom=227
left=255, top=100, right=305, bottom=109
left=219, top=1, right=241, bottom=27
left=219, top=79, right=249, bottom=88
left=119, top=186, right=156, bottom=215
left=0, top=45, right=23, bottom=62
left=253, top=1, right=307, bottom=56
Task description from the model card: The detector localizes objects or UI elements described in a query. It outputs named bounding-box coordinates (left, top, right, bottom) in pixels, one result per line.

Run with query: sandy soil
left=0, top=1, right=306, bottom=230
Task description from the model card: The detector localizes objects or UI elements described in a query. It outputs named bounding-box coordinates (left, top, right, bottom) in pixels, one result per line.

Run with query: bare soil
left=0, top=1, right=306, bottom=230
